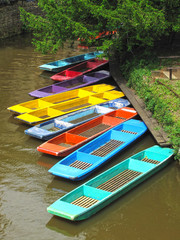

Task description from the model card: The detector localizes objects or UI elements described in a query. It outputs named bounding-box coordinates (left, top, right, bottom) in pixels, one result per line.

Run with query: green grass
left=120, top=53, right=180, bottom=160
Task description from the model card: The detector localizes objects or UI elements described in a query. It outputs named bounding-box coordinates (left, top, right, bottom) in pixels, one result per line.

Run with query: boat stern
left=47, top=197, right=87, bottom=221
left=7, top=105, right=33, bottom=115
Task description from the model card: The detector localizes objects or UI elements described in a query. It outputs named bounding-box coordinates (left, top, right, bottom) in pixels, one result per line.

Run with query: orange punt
left=37, top=107, right=137, bottom=157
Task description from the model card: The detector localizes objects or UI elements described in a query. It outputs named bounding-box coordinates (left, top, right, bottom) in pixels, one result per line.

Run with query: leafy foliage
left=20, top=0, right=180, bottom=55
left=121, top=53, right=180, bottom=160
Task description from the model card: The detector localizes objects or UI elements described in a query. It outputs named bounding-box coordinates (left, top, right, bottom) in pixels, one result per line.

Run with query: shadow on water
left=0, top=33, right=33, bottom=49
left=39, top=71, right=55, bottom=80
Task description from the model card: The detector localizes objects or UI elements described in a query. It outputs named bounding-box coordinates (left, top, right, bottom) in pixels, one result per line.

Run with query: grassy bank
left=120, top=53, right=180, bottom=160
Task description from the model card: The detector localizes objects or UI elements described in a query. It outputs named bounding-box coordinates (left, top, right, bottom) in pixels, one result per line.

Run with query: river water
left=0, top=34, right=179, bottom=240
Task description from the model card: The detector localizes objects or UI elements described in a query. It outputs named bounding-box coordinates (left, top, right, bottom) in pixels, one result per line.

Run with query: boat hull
left=39, top=51, right=103, bottom=72
left=47, top=145, right=174, bottom=221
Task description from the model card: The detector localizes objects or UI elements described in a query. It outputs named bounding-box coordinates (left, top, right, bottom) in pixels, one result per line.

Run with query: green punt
left=47, top=145, right=174, bottom=221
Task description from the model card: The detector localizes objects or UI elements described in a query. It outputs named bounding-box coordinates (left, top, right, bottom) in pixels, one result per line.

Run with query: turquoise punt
left=47, top=145, right=174, bottom=221
left=39, top=51, right=103, bottom=72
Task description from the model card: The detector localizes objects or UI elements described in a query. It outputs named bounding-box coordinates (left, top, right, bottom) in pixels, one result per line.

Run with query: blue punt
left=48, top=119, right=148, bottom=180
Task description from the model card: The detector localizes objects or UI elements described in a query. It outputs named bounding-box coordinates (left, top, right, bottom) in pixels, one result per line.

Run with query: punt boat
left=39, top=51, right=103, bottom=72
left=15, top=90, right=125, bottom=125
left=29, top=70, right=110, bottom=98
left=37, top=107, right=137, bottom=157
left=25, top=98, right=130, bottom=140
left=7, top=84, right=115, bottom=115
left=47, top=145, right=173, bottom=221
left=51, top=59, right=108, bottom=81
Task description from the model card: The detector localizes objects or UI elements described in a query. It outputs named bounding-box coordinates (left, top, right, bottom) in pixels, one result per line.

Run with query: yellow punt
left=16, top=90, right=125, bottom=125
left=7, top=84, right=115, bottom=115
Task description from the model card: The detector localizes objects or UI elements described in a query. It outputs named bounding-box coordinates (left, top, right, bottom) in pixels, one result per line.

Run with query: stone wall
left=0, top=1, right=42, bottom=39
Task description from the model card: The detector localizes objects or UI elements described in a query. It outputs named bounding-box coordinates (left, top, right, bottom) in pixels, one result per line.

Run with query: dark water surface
left=0, top=34, right=179, bottom=240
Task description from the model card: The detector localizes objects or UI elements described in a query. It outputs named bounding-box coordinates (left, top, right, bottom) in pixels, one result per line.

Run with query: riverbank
left=114, top=51, right=180, bottom=161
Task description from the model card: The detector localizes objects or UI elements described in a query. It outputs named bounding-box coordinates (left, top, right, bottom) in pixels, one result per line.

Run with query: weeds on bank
left=120, top=53, right=180, bottom=160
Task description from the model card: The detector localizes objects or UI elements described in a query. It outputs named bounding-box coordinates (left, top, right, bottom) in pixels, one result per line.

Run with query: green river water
left=0, top=34, right=179, bottom=240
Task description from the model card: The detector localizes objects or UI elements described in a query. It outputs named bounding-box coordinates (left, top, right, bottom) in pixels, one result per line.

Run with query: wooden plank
left=166, top=67, right=180, bottom=70
left=163, top=70, right=177, bottom=80
left=109, top=63, right=171, bottom=147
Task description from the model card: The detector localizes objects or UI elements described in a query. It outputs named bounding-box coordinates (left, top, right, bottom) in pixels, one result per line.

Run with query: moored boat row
left=7, top=50, right=174, bottom=222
